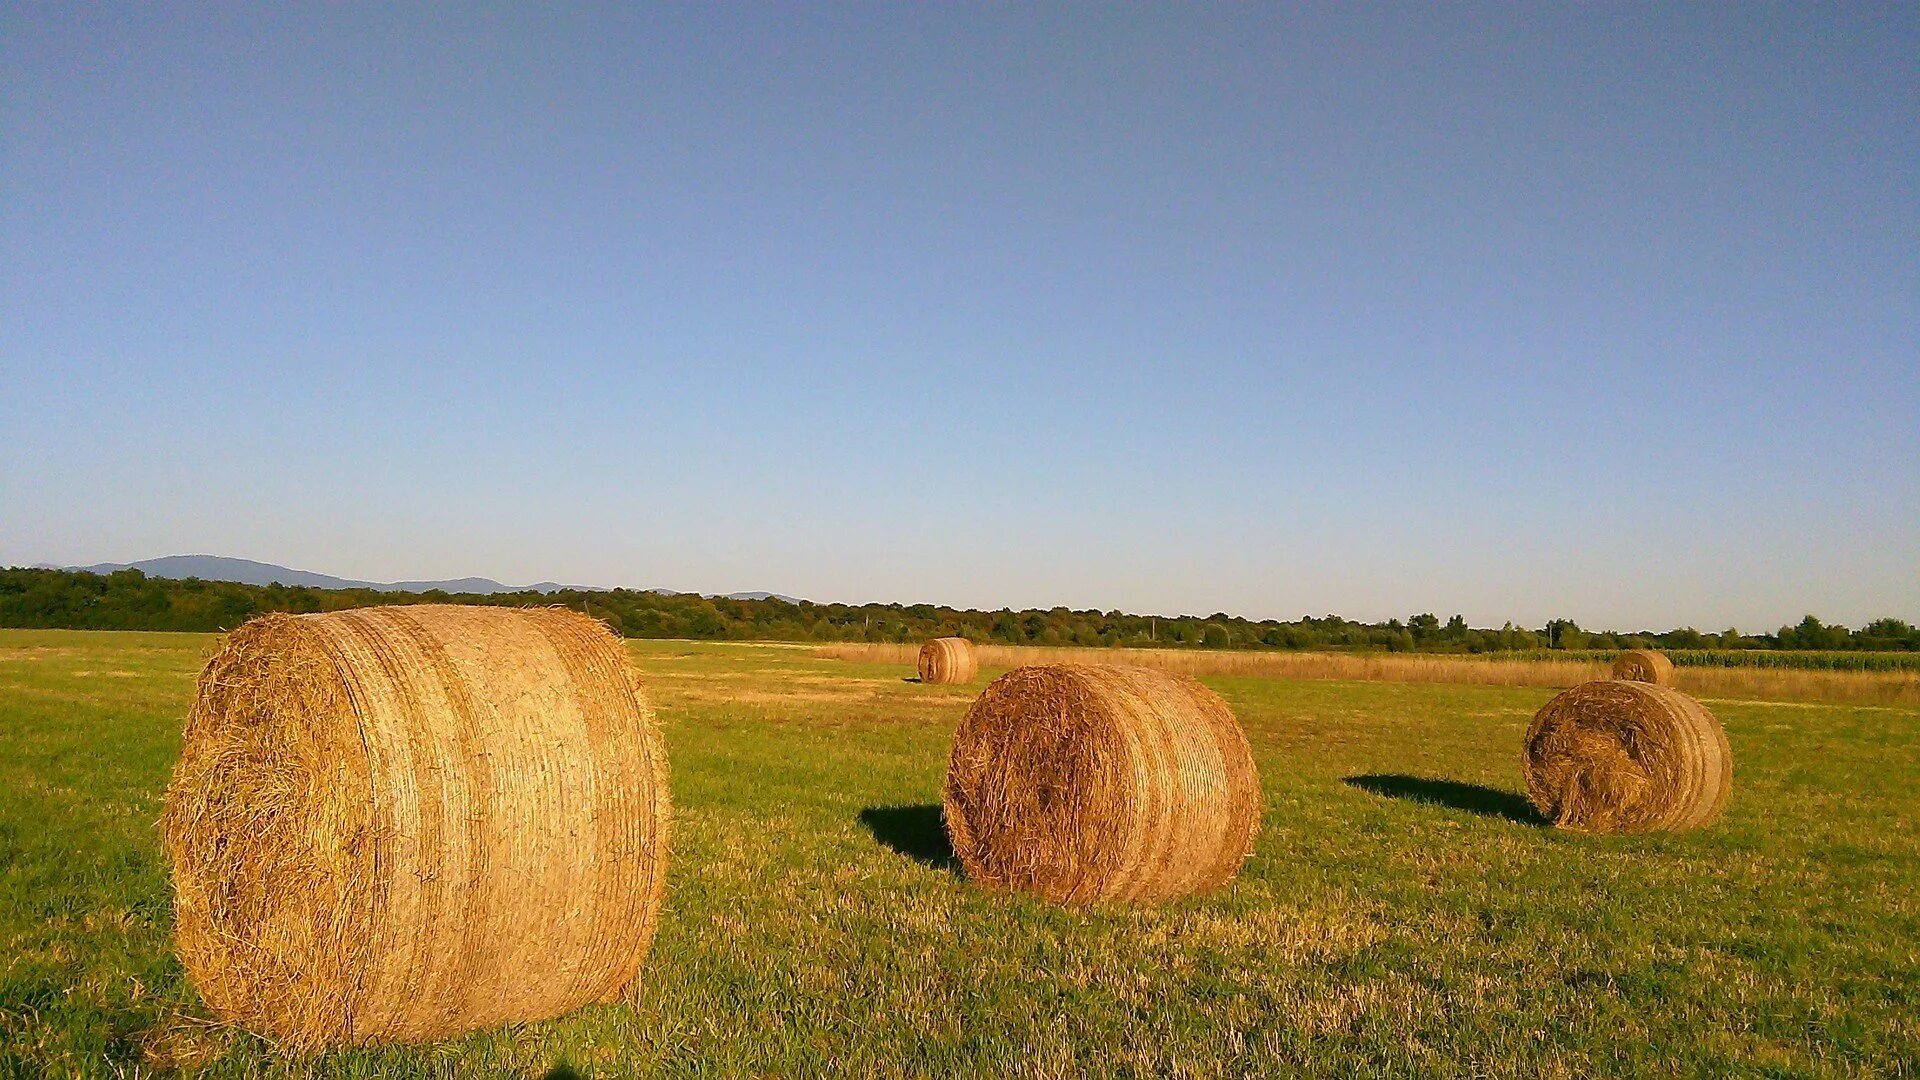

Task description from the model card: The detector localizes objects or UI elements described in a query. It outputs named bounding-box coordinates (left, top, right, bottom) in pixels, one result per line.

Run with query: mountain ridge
left=59, top=554, right=800, bottom=602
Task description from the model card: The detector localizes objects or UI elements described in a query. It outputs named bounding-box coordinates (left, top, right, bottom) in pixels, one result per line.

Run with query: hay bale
left=1611, top=649, right=1676, bottom=685
left=943, top=665, right=1261, bottom=904
left=161, top=605, right=670, bottom=1048
left=918, top=637, right=978, bottom=685
left=1523, top=680, right=1730, bottom=833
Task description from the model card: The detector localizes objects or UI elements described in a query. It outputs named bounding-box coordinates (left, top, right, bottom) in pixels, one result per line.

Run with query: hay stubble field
left=3, top=629, right=1917, bottom=1076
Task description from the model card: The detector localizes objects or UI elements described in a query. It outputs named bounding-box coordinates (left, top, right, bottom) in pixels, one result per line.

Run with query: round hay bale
left=943, top=665, right=1261, bottom=904
left=917, top=637, right=978, bottom=685
left=1611, top=649, right=1676, bottom=686
left=1523, top=680, right=1730, bottom=833
left=161, top=605, right=670, bottom=1048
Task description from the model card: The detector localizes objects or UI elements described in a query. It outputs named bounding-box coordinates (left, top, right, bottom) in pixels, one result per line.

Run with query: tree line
left=1, top=566, right=1915, bottom=653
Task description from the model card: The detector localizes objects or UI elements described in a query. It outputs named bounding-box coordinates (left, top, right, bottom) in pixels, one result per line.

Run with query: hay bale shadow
left=859, top=805, right=958, bottom=872
left=1345, top=774, right=1544, bottom=826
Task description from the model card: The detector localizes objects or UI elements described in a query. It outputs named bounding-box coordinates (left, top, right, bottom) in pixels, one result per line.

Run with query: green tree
left=1545, top=619, right=1586, bottom=650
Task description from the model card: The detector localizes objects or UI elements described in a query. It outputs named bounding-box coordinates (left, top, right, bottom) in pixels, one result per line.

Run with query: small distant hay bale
left=1523, top=680, right=1730, bottom=833
left=918, top=637, right=978, bottom=685
left=161, top=605, right=670, bottom=1048
left=943, top=665, right=1261, bottom=904
left=1611, top=649, right=1676, bottom=686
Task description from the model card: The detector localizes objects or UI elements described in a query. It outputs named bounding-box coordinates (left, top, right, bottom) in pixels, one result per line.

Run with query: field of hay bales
left=4, top=628, right=1918, bottom=1076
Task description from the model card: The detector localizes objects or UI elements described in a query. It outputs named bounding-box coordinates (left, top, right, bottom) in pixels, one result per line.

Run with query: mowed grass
left=3, top=630, right=1917, bottom=1077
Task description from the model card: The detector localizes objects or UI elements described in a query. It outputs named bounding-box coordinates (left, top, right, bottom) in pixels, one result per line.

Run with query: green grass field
left=3, top=629, right=1917, bottom=1077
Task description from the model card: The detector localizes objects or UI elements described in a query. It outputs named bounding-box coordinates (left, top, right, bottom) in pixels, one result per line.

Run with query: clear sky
left=3, top=4, right=1915, bottom=631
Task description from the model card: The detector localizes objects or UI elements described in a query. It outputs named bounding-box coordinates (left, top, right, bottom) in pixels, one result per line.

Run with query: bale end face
left=942, top=664, right=1261, bottom=905
left=1523, top=679, right=1730, bottom=833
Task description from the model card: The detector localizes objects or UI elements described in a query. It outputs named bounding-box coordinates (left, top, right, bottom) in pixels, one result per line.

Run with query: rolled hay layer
left=918, top=637, right=979, bottom=685
left=943, top=665, right=1261, bottom=904
left=161, top=605, right=670, bottom=1049
left=1524, top=680, right=1730, bottom=833
left=1611, top=649, right=1676, bottom=686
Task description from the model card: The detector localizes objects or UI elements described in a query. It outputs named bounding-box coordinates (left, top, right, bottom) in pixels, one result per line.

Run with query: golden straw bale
left=1611, top=649, right=1676, bottom=685
left=917, top=637, right=978, bottom=685
left=161, top=605, right=670, bottom=1048
left=1524, top=680, right=1730, bottom=833
left=943, top=665, right=1261, bottom=904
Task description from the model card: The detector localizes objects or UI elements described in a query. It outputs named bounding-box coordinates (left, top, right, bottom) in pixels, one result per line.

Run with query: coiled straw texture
left=1524, top=679, right=1730, bottom=833
left=943, top=665, right=1261, bottom=905
left=918, top=637, right=978, bottom=685
left=161, top=605, right=670, bottom=1048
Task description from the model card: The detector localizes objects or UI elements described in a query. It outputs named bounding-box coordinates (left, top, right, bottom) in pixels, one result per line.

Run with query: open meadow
left=3, top=629, right=1917, bottom=1077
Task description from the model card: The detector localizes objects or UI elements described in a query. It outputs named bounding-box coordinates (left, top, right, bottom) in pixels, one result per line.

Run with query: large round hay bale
left=918, top=637, right=978, bottom=685
left=1611, top=649, right=1676, bottom=686
left=161, top=605, right=670, bottom=1048
left=943, top=665, right=1261, bottom=904
left=1523, top=680, right=1730, bottom=833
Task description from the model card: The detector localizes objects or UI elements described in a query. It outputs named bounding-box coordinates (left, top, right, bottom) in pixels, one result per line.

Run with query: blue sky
left=3, top=4, right=1915, bottom=630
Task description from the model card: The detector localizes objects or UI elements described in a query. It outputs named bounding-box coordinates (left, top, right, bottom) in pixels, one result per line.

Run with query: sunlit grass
left=3, top=629, right=1916, bottom=1076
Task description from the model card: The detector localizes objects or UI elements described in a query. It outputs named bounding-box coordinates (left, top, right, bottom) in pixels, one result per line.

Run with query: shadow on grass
left=1345, top=774, right=1545, bottom=826
left=859, top=805, right=959, bottom=872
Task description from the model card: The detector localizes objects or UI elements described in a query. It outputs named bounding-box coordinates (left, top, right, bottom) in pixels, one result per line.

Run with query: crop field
left=4, top=629, right=1918, bottom=1077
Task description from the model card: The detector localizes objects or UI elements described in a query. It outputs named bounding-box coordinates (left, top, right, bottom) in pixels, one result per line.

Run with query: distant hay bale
left=1611, top=649, right=1676, bottom=686
left=1523, top=680, right=1730, bottom=833
left=943, top=665, right=1261, bottom=904
left=161, top=605, right=670, bottom=1049
left=918, top=637, right=978, bottom=685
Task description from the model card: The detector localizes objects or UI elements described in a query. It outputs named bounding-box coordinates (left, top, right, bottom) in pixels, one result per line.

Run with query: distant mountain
left=64, top=555, right=590, bottom=595
left=56, top=555, right=803, bottom=602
